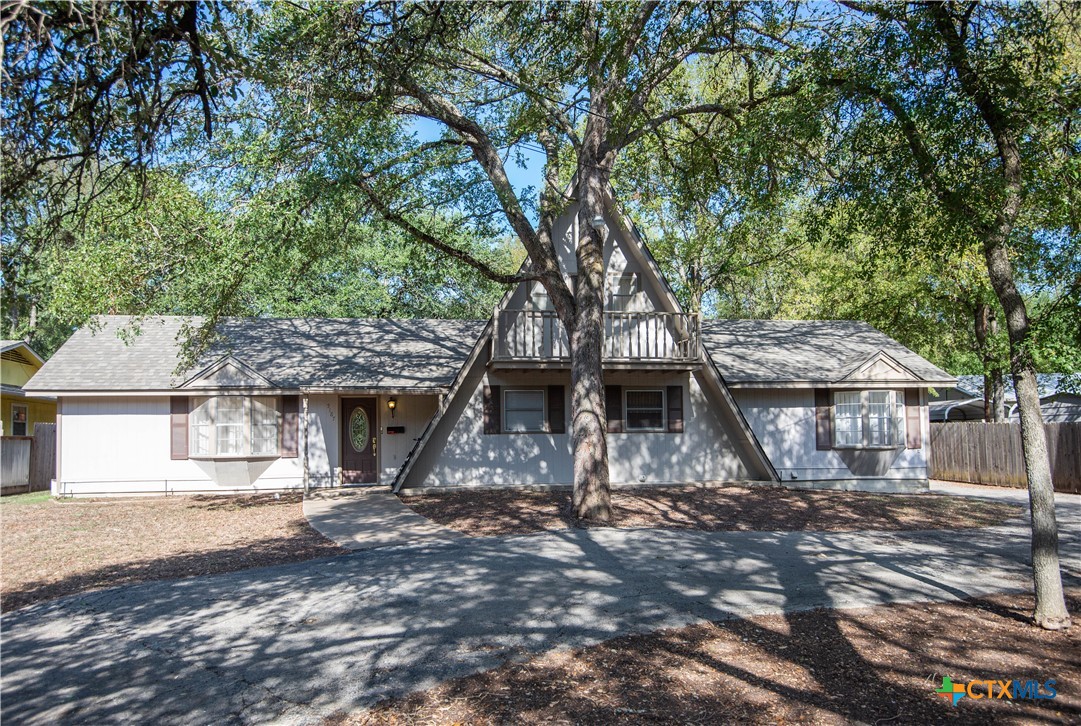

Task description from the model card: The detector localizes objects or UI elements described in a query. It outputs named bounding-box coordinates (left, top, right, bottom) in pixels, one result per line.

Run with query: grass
left=402, top=485, right=1023, bottom=537
left=0, top=492, right=345, bottom=612
left=0, top=491, right=53, bottom=506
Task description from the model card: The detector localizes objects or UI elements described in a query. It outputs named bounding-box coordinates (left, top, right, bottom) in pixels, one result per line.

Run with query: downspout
left=302, top=394, right=310, bottom=493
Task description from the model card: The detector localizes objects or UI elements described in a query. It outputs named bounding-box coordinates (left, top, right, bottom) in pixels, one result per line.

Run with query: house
left=1, top=340, right=56, bottom=437
left=24, top=192, right=955, bottom=497
left=929, top=374, right=1081, bottom=423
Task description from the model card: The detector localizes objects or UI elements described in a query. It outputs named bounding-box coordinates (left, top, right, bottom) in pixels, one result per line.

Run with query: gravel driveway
left=2, top=504, right=1079, bottom=725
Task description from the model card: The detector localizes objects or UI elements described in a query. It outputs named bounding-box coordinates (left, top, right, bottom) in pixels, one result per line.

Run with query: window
left=833, top=392, right=862, bottom=447
left=833, top=390, right=905, bottom=448
left=504, top=389, right=545, bottom=432
left=530, top=285, right=554, bottom=311
left=608, top=272, right=639, bottom=310
left=250, top=397, right=281, bottom=455
left=216, top=397, right=245, bottom=455
left=189, top=396, right=280, bottom=457
left=625, top=389, right=665, bottom=431
left=11, top=404, right=27, bottom=436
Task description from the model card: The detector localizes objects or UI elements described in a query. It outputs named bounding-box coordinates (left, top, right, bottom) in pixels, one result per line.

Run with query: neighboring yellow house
left=1, top=340, right=56, bottom=436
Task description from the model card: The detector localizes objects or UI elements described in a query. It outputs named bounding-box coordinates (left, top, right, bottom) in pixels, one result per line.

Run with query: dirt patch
left=339, top=588, right=1081, bottom=725
left=401, top=486, right=1021, bottom=537
left=0, top=493, right=345, bottom=612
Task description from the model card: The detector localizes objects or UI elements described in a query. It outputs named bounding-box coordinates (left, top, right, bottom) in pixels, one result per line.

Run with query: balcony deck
left=491, top=309, right=701, bottom=370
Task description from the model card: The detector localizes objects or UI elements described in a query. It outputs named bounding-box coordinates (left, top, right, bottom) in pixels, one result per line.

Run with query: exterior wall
left=550, top=205, right=664, bottom=313
left=1, top=356, right=38, bottom=388
left=54, top=393, right=439, bottom=495
left=57, top=395, right=327, bottom=495
left=732, top=388, right=930, bottom=488
left=376, top=394, right=438, bottom=484
left=1, top=395, right=56, bottom=436
left=412, top=369, right=756, bottom=490
left=1, top=353, right=56, bottom=435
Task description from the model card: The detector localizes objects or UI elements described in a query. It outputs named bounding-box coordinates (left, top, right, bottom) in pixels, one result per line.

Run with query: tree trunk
left=990, top=369, right=1006, bottom=423
left=974, top=302, right=1007, bottom=422
left=568, top=112, right=612, bottom=523
left=929, top=2, right=1067, bottom=628
left=984, top=242, right=1071, bottom=629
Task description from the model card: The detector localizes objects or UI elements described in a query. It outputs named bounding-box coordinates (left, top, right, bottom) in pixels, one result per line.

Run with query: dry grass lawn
left=341, top=588, right=1081, bottom=725
left=0, top=492, right=344, bottom=612
left=402, top=486, right=1022, bottom=537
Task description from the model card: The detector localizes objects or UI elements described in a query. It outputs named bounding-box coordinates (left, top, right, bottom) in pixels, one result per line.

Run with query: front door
left=341, top=397, right=378, bottom=484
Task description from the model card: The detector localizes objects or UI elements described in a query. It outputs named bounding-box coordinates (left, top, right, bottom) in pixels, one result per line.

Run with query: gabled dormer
left=180, top=355, right=277, bottom=389
left=838, top=350, right=921, bottom=386
left=491, top=190, right=701, bottom=370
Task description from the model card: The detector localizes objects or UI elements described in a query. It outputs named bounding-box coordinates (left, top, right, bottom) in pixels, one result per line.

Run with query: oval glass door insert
left=349, top=407, right=370, bottom=453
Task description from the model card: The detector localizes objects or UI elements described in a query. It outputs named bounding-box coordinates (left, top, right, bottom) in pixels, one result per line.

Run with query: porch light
left=387, top=397, right=397, bottom=418
left=589, top=214, right=607, bottom=230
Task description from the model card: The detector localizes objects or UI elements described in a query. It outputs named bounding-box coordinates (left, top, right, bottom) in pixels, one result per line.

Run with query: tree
left=248, top=1, right=804, bottom=521
left=1, top=170, right=514, bottom=358
left=815, top=1, right=1078, bottom=629
left=1, top=1, right=240, bottom=223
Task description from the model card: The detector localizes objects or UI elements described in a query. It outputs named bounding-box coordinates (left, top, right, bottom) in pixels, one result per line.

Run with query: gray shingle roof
left=701, top=319, right=954, bottom=385
left=27, top=315, right=954, bottom=393
left=25, top=316, right=485, bottom=392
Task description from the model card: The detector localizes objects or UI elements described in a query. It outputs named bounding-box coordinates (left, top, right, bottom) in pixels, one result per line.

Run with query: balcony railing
left=493, top=309, right=700, bottom=365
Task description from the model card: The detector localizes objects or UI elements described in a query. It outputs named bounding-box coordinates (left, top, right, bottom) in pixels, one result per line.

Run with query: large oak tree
left=250, top=1, right=804, bottom=520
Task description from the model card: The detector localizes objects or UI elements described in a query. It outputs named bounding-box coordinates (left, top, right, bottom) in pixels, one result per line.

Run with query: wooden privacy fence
left=930, top=422, right=1081, bottom=494
left=0, top=423, right=56, bottom=495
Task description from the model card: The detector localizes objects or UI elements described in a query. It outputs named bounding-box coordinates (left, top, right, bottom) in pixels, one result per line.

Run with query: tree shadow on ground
left=2, top=512, right=1077, bottom=725
left=361, top=582, right=1081, bottom=724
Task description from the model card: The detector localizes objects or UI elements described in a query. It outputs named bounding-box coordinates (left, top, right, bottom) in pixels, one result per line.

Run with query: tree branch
left=622, top=84, right=801, bottom=148
left=351, top=173, right=536, bottom=286
left=825, top=75, right=978, bottom=221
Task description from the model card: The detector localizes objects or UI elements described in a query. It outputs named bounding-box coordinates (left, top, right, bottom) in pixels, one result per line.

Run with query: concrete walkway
left=3, top=497, right=1079, bottom=725
left=931, top=479, right=1081, bottom=507
left=302, top=488, right=462, bottom=550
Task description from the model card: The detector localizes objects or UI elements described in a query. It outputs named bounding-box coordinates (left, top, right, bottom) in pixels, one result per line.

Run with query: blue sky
left=412, top=117, right=546, bottom=206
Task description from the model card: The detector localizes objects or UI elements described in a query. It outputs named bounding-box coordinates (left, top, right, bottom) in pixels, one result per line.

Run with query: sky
left=412, top=117, right=546, bottom=214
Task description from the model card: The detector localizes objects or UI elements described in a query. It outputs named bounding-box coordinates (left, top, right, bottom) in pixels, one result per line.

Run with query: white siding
left=57, top=395, right=339, bottom=495
left=420, top=371, right=572, bottom=487
left=377, top=394, right=438, bottom=484
left=732, top=388, right=929, bottom=482
left=415, top=370, right=754, bottom=489
left=304, top=394, right=337, bottom=488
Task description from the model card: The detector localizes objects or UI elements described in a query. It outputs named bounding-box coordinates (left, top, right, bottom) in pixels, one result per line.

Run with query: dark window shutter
left=904, top=388, right=922, bottom=449
left=666, top=385, right=684, bottom=433
left=605, top=385, right=623, bottom=433
left=547, top=385, right=566, bottom=434
left=814, top=389, right=832, bottom=450
left=483, top=385, right=501, bottom=434
left=281, top=395, right=300, bottom=458
left=170, top=396, right=189, bottom=460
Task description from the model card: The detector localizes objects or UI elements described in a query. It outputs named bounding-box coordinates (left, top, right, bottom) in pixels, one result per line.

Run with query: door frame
left=340, top=396, right=379, bottom=485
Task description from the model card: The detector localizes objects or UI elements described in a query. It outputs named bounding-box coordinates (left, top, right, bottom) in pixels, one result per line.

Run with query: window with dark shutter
left=666, top=385, right=684, bottom=433
left=814, top=389, right=832, bottom=450
left=170, top=396, right=189, bottom=460
left=483, top=385, right=502, bottom=434
left=605, top=385, right=623, bottom=433
left=547, top=385, right=566, bottom=434
left=904, top=388, right=922, bottom=449
left=281, top=395, right=300, bottom=458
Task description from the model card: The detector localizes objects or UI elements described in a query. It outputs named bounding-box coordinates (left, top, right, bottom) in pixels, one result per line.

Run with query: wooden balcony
left=492, top=309, right=701, bottom=369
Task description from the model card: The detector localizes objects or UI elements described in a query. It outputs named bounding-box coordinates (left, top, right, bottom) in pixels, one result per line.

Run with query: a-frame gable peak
left=180, top=354, right=277, bottom=389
